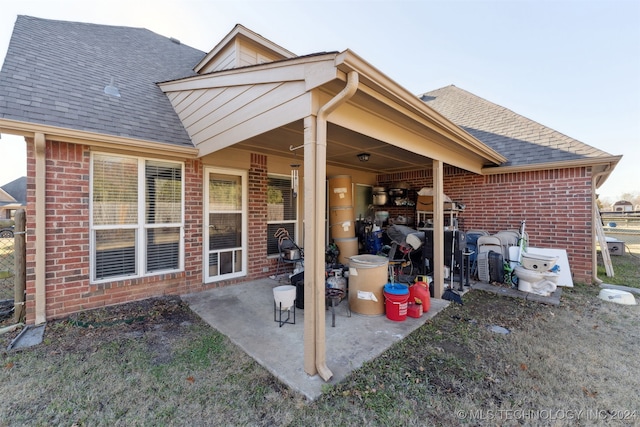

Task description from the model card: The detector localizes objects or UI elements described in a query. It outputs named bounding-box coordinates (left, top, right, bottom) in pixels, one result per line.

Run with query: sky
left=0, top=0, right=638, bottom=203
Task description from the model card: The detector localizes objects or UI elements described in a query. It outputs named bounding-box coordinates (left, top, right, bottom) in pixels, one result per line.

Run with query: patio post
left=432, top=159, right=445, bottom=298
left=303, top=115, right=318, bottom=376
left=34, top=132, right=47, bottom=324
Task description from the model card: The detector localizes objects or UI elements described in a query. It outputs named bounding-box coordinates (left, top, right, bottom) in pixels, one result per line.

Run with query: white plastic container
left=598, top=289, right=637, bottom=305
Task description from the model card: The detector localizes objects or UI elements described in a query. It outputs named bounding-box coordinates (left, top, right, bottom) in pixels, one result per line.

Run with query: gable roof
left=0, top=176, right=26, bottom=204
left=420, top=85, right=616, bottom=168
left=0, top=15, right=205, bottom=147
left=194, top=23, right=296, bottom=73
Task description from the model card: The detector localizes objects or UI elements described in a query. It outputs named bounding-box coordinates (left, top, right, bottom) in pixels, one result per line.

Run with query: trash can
left=291, top=271, right=304, bottom=309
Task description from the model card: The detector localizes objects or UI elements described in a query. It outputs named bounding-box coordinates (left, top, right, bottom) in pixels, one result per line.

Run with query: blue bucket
left=383, top=283, right=409, bottom=295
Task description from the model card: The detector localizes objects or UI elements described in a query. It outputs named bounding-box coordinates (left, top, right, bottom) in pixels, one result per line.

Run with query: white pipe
left=592, top=169, right=612, bottom=285
left=0, top=323, right=24, bottom=335
left=314, top=71, right=359, bottom=381
left=34, top=133, right=46, bottom=324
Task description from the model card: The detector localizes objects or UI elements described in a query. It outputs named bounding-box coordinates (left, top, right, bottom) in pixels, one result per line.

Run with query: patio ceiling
left=234, top=120, right=434, bottom=174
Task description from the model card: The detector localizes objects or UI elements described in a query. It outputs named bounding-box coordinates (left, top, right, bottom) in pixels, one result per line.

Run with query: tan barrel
left=329, top=206, right=355, bottom=239
left=334, top=237, right=358, bottom=265
left=328, top=175, right=352, bottom=207
left=348, top=255, right=388, bottom=315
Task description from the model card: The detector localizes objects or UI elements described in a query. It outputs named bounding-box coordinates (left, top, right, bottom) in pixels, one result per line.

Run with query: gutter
left=313, top=71, right=359, bottom=381
left=481, top=155, right=622, bottom=175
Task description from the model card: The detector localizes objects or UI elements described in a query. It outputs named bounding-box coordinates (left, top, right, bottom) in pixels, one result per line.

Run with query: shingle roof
left=420, top=85, right=613, bottom=167
left=0, top=176, right=26, bottom=204
left=0, top=16, right=205, bottom=147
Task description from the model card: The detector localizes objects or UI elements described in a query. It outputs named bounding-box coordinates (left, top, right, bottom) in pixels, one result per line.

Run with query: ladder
left=595, top=206, right=614, bottom=277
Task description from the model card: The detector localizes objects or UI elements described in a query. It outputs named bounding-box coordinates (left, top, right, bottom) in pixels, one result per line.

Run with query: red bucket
left=383, top=283, right=409, bottom=321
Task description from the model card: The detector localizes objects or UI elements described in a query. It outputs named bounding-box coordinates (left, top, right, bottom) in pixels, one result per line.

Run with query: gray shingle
left=421, top=85, right=613, bottom=167
left=0, top=16, right=205, bottom=147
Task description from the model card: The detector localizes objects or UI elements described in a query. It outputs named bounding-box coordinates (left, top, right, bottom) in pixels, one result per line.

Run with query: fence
left=0, top=232, right=15, bottom=300
left=601, top=213, right=640, bottom=254
left=0, top=209, right=26, bottom=322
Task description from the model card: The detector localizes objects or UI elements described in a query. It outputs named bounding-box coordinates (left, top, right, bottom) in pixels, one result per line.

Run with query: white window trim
left=89, top=152, right=185, bottom=284
left=203, top=166, right=248, bottom=283
left=266, top=173, right=299, bottom=258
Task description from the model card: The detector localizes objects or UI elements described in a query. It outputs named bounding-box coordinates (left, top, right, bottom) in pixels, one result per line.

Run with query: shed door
left=204, top=168, right=247, bottom=282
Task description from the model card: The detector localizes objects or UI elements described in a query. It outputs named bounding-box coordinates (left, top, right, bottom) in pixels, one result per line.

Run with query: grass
left=597, top=251, right=640, bottom=288
left=1, top=248, right=639, bottom=426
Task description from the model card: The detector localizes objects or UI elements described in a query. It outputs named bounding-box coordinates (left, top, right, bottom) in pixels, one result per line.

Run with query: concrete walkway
left=471, top=281, right=563, bottom=305
left=183, top=278, right=449, bottom=401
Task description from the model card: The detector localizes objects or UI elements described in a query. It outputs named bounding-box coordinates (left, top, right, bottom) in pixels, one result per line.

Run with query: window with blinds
left=266, top=175, right=297, bottom=255
left=91, top=153, right=183, bottom=282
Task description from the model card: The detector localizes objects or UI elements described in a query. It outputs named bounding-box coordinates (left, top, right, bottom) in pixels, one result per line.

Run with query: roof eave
left=0, top=119, right=199, bottom=158
left=159, top=53, right=339, bottom=91
left=333, top=50, right=507, bottom=166
left=481, top=155, right=622, bottom=188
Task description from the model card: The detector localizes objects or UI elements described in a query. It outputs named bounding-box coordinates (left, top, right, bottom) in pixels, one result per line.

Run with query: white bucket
left=273, top=285, right=297, bottom=311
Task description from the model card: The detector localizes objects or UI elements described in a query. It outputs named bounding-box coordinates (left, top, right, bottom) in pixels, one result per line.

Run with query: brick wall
left=23, top=140, right=281, bottom=323
left=247, top=153, right=270, bottom=277
left=24, top=139, right=212, bottom=322
left=378, top=166, right=594, bottom=283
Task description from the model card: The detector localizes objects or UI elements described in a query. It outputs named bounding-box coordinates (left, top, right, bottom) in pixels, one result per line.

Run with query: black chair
left=275, top=230, right=304, bottom=278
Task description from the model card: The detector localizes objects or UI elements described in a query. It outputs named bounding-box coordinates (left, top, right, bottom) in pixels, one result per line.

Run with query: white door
left=204, top=168, right=247, bottom=282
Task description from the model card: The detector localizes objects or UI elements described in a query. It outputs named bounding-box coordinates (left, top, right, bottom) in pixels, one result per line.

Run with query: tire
left=0, top=230, right=13, bottom=238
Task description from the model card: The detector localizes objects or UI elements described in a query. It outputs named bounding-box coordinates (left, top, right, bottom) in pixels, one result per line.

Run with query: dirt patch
left=2, top=296, right=195, bottom=353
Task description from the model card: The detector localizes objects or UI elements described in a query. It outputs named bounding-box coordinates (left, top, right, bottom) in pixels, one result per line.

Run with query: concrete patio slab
left=183, top=278, right=449, bottom=401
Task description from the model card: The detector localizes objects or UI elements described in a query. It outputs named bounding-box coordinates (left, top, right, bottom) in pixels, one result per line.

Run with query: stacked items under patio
left=420, top=229, right=466, bottom=290
left=328, top=175, right=358, bottom=264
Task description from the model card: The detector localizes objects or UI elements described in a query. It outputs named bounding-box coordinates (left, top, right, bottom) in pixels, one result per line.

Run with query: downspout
left=314, top=71, right=359, bottom=381
left=592, top=168, right=612, bottom=285
left=34, top=133, right=47, bottom=324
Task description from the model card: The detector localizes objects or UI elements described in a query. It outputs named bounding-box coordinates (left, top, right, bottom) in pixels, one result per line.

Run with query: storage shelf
left=416, top=209, right=461, bottom=230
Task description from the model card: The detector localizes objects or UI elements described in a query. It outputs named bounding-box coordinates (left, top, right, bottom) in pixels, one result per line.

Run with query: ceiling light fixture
left=357, top=153, right=370, bottom=162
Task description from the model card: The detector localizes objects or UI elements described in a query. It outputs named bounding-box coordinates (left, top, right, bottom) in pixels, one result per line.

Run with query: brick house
left=0, top=16, right=620, bottom=378
left=0, top=176, right=26, bottom=220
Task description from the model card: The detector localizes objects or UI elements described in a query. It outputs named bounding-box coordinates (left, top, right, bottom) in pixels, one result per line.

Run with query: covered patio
left=159, top=26, right=506, bottom=384
left=182, top=277, right=450, bottom=401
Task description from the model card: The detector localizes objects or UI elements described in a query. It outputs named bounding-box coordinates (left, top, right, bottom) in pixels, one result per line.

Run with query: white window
left=204, top=168, right=247, bottom=282
left=266, top=174, right=298, bottom=256
left=91, top=153, right=184, bottom=282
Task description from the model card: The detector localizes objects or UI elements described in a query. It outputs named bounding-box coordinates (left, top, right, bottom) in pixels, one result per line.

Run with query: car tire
left=0, top=230, right=13, bottom=238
